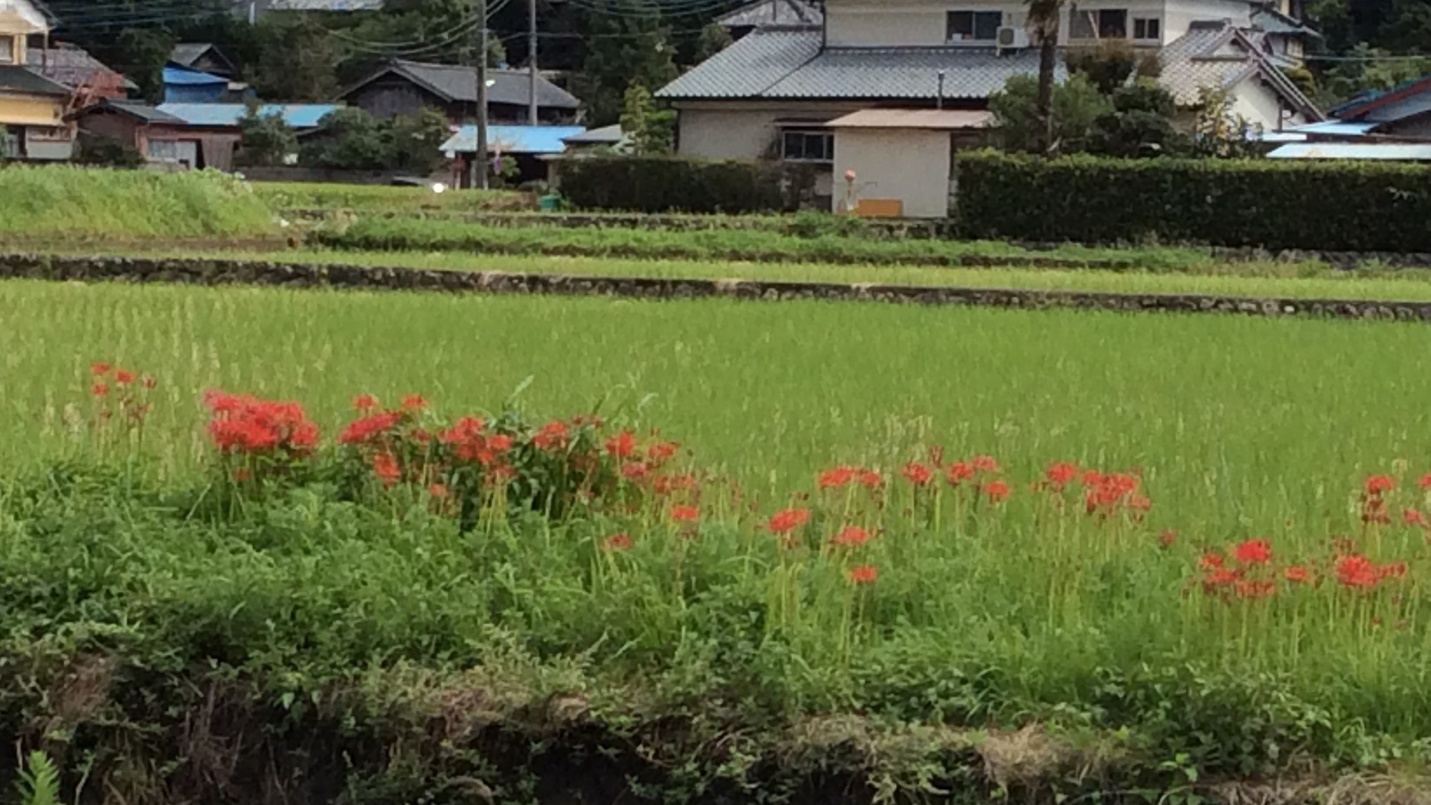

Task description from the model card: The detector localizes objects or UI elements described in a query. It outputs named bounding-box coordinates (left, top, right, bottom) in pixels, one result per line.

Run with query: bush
left=956, top=151, right=1431, bottom=252
left=559, top=155, right=808, bottom=214
left=72, top=132, right=145, bottom=169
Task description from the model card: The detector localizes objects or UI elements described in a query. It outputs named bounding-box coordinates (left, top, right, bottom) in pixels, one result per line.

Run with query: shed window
left=781, top=129, right=833, bottom=163
left=948, top=10, right=1002, bottom=41
left=0, top=37, right=14, bottom=65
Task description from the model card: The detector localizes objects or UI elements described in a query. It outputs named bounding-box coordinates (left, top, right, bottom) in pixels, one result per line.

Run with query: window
left=781, top=129, right=833, bottom=163
left=947, top=10, right=1002, bottom=42
left=1132, top=17, right=1160, bottom=40
left=148, top=140, right=180, bottom=162
left=1070, top=7, right=1129, bottom=39
left=0, top=129, right=18, bottom=159
left=0, top=37, right=14, bottom=65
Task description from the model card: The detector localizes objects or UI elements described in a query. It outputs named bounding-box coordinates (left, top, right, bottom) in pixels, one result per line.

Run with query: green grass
left=251, top=181, right=528, bottom=214
left=0, top=165, right=277, bottom=239
left=8, top=280, right=1431, bottom=797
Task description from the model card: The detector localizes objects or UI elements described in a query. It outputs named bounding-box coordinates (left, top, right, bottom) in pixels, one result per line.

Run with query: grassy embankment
left=4, top=280, right=1431, bottom=801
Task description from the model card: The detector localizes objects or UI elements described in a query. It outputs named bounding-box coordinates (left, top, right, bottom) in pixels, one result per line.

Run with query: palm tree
left=1026, top=0, right=1063, bottom=154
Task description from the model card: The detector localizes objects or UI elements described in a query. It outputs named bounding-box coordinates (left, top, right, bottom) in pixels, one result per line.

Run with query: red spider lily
left=441, top=417, right=512, bottom=466
left=946, top=462, right=973, bottom=485
left=831, top=525, right=871, bottom=547
left=114, top=369, right=136, bottom=385
left=428, top=483, right=448, bottom=498
left=646, top=441, right=679, bottom=466
left=603, top=533, right=633, bottom=552
left=1405, top=508, right=1427, bottom=526
left=818, top=465, right=857, bottom=489
left=370, top=452, right=401, bottom=486
left=652, top=474, right=696, bottom=495
left=400, top=394, right=427, bottom=411
left=1199, top=551, right=1225, bottom=570
left=768, top=507, right=810, bottom=534
left=90, top=362, right=111, bottom=375
left=1234, top=579, right=1276, bottom=600
left=1366, top=475, right=1396, bottom=495
left=90, top=382, right=109, bottom=397
left=1337, top=555, right=1379, bottom=588
left=1045, top=461, right=1078, bottom=489
left=901, top=462, right=933, bottom=486
left=971, top=455, right=999, bottom=473
left=605, top=430, right=636, bottom=459
left=1233, top=539, right=1273, bottom=566
left=847, top=564, right=878, bottom=585
left=857, top=470, right=883, bottom=489
left=339, top=411, right=403, bottom=445
left=982, top=480, right=1011, bottom=503
left=621, top=462, right=649, bottom=482
left=204, top=391, right=319, bottom=455
left=1129, top=495, right=1152, bottom=511
left=1420, top=473, right=1431, bottom=490
left=532, top=420, right=570, bottom=450
left=1083, top=472, right=1141, bottom=516
left=670, top=504, right=699, bottom=523
left=1284, top=566, right=1311, bottom=584
left=1380, top=561, right=1407, bottom=580
left=1158, top=530, right=1177, bottom=548
left=353, top=394, right=379, bottom=411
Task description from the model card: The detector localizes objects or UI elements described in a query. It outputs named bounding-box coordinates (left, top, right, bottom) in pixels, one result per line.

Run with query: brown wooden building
left=339, top=59, right=581, bottom=126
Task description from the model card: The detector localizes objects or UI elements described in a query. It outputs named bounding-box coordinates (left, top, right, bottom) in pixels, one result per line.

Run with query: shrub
left=955, top=151, right=1431, bottom=251
left=559, top=155, right=807, bottom=214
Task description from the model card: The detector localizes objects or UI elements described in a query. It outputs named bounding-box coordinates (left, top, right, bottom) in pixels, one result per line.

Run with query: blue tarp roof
left=441, top=125, right=587, bottom=155
left=1267, top=143, right=1431, bottom=161
left=155, top=103, right=342, bottom=128
left=162, top=64, right=227, bottom=86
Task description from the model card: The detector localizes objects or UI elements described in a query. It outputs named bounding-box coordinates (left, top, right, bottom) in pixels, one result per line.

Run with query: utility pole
left=468, top=0, right=491, bottom=190
left=528, top=0, right=539, bottom=125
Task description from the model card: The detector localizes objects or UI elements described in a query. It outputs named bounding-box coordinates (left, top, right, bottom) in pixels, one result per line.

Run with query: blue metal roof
left=162, top=64, right=226, bottom=86
left=441, top=125, right=587, bottom=155
left=1267, top=143, right=1431, bottom=161
left=1289, top=120, right=1380, bottom=136
left=155, top=103, right=342, bottom=128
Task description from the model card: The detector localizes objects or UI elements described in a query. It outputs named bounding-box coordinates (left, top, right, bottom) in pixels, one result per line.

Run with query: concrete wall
left=675, top=100, right=866, bottom=161
left=832, top=127, right=951, bottom=218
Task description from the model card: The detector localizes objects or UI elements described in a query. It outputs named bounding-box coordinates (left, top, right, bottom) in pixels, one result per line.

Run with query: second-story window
left=0, top=37, right=14, bottom=65
left=947, top=10, right=1003, bottom=42
left=1070, top=7, right=1129, bottom=39
left=1133, top=17, right=1161, bottom=40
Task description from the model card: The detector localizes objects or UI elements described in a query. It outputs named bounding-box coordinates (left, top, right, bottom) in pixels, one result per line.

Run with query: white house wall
left=675, top=100, right=867, bottom=161
left=1229, top=75, right=1292, bottom=131
left=1162, top=0, right=1252, bottom=42
left=0, top=0, right=48, bottom=34
left=833, top=127, right=952, bottom=218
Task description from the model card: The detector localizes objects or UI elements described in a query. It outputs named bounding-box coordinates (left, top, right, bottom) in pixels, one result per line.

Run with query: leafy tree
left=115, top=27, right=175, bottom=104
left=385, top=110, right=453, bottom=175
left=73, top=132, right=145, bottom=168
left=238, top=104, right=298, bottom=166
left=1088, top=81, right=1183, bottom=157
left=1189, top=88, right=1261, bottom=158
left=990, top=73, right=1111, bottom=155
left=302, top=108, right=389, bottom=170
left=1065, top=39, right=1158, bottom=94
left=619, top=82, right=674, bottom=155
left=571, top=0, right=678, bottom=125
left=249, top=15, right=339, bottom=102
left=1321, top=43, right=1431, bottom=103
left=694, top=21, right=734, bottom=63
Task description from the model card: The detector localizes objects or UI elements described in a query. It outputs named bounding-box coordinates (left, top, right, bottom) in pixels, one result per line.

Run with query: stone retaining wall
left=4, top=252, right=1430, bottom=322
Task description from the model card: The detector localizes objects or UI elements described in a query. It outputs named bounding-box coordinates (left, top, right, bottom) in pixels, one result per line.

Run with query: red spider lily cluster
left=205, top=391, right=320, bottom=456
left=1197, top=536, right=1409, bottom=603
left=85, top=362, right=157, bottom=446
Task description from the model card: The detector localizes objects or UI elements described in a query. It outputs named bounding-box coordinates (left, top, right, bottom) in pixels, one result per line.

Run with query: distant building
left=0, top=0, right=75, bottom=160
left=170, top=43, right=238, bottom=80
left=229, top=0, right=383, bottom=24
left=26, top=42, right=133, bottom=102
left=340, top=60, right=582, bottom=126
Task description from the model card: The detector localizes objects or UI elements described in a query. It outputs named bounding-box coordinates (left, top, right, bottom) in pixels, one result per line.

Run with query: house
left=0, top=0, right=75, bottom=161
left=69, top=98, right=339, bottom=170
left=561, top=124, right=628, bottom=152
left=170, top=43, right=238, bottom=80
left=1326, top=75, right=1431, bottom=140
left=718, top=0, right=823, bottom=40
left=1266, top=142, right=1431, bottom=162
left=163, top=64, right=235, bottom=104
left=339, top=60, right=582, bottom=126
left=230, top=0, right=383, bottom=24
left=658, top=0, right=1323, bottom=217
left=26, top=43, right=133, bottom=103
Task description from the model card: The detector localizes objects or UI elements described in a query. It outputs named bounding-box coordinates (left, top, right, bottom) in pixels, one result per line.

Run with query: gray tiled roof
left=27, top=45, right=136, bottom=91
left=74, top=99, right=184, bottom=123
left=718, top=0, right=822, bottom=29
left=657, top=27, right=822, bottom=99
left=170, top=43, right=215, bottom=67
left=658, top=27, right=1063, bottom=101
left=358, top=60, right=581, bottom=109
left=0, top=65, right=71, bottom=96
left=1158, top=22, right=1321, bottom=119
left=1249, top=4, right=1321, bottom=38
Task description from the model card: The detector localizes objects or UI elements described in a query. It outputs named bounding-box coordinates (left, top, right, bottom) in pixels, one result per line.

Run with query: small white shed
left=827, top=108, right=992, bottom=219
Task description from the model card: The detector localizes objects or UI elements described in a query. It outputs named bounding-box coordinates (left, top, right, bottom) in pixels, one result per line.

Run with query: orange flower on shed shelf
left=847, top=565, right=878, bottom=585
left=768, top=507, right=810, bottom=534
left=831, top=525, right=871, bottom=547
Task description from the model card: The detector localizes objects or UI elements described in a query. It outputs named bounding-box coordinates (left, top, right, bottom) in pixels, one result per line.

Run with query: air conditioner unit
left=996, top=26, right=1029, bottom=50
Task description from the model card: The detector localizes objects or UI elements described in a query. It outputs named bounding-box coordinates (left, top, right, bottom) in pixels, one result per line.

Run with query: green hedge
left=560, top=155, right=809, bottom=214
left=956, top=151, right=1431, bottom=252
